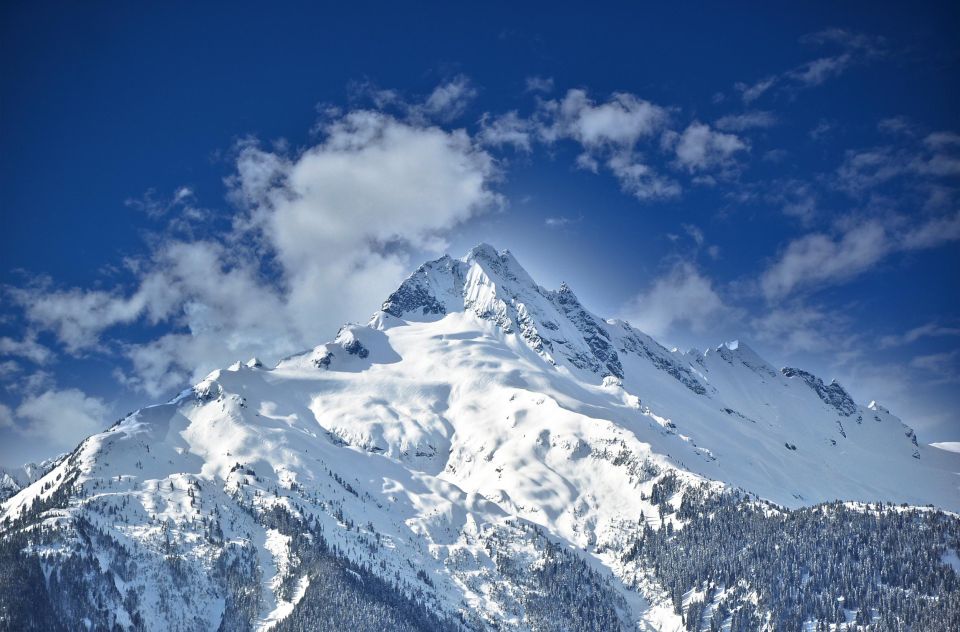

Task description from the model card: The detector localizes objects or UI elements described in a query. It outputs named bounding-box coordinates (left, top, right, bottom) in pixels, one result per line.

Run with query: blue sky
left=1, top=1, right=958, bottom=466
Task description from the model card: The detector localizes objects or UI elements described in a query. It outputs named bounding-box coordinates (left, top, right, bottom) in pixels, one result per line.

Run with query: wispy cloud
left=750, top=301, right=857, bottom=354
left=760, top=212, right=960, bottom=300
left=733, top=28, right=886, bottom=103
left=419, top=75, right=477, bottom=121
left=524, top=75, right=554, bottom=93
left=715, top=111, right=777, bottom=132
left=809, top=119, right=834, bottom=141
left=478, top=111, right=534, bottom=152
left=620, top=261, right=735, bottom=339
left=664, top=122, right=748, bottom=173
left=11, top=387, right=110, bottom=450
left=347, top=75, right=478, bottom=123
left=880, top=323, right=960, bottom=349
left=910, top=350, right=960, bottom=382
left=537, top=89, right=669, bottom=148
left=735, top=76, right=777, bottom=104
left=544, top=214, right=583, bottom=228
left=0, top=333, right=54, bottom=365
left=535, top=89, right=683, bottom=200
left=834, top=132, right=960, bottom=209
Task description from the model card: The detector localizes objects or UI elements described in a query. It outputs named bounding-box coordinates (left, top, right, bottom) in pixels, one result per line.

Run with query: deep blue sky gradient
left=1, top=1, right=958, bottom=465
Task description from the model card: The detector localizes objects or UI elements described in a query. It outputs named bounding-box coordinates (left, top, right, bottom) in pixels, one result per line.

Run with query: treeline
left=624, top=485, right=960, bottom=630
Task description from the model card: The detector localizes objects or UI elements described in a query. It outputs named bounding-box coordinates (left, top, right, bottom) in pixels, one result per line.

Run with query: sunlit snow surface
left=3, top=245, right=958, bottom=630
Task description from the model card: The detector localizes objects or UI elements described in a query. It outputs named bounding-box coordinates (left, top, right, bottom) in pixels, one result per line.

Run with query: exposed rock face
left=381, top=256, right=458, bottom=318
left=781, top=367, right=858, bottom=417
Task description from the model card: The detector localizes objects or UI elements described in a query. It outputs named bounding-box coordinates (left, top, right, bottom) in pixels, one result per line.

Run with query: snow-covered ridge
left=380, top=244, right=700, bottom=391
left=1, top=243, right=957, bottom=631
left=0, top=456, right=63, bottom=502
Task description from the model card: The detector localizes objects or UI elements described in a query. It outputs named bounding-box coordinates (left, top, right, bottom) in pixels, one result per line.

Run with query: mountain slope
left=373, top=243, right=956, bottom=511
left=1, top=244, right=958, bottom=631
left=0, top=457, right=61, bottom=503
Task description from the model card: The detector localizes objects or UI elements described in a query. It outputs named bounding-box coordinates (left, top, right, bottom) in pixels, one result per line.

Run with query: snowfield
left=2, top=244, right=958, bottom=631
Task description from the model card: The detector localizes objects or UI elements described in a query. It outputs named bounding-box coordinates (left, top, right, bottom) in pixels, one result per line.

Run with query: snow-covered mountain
left=0, top=457, right=62, bottom=503
left=2, top=244, right=958, bottom=631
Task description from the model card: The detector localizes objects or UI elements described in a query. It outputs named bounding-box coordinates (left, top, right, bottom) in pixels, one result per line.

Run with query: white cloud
left=347, top=80, right=400, bottom=109
left=682, top=223, right=705, bottom=246
left=667, top=122, right=747, bottom=172
left=512, top=87, right=765, bottom=200
left=14, top=292, right=135, bottom=354
left=118, top=241, right=302, bottom=395
left=531, top=89, right=685, bottom=199
left=761, top=212, right=960, bottom=300
left=419, top=75, right=477, bottom=121
left=880, top=322, right=960, bottom=348
left=901, top=211, right=960, bottom=249
left=924, top=131, right=960, bottom=150
left=763, top=148, right=788, bottom=163
left=878, top=116, right=914, bottom=136
left=0, top=403, right=12, bottom=429
left=765, top=180, right=818, bottom=222
left=12, top=240, right=300, bottom=396
left=910, top=350, right=960, bottom=377
left=539, top=89, right=669, bottom=148
left=606, top=153, right=681, bottom=200
left=479, top=111, right=534, bottom=152
left=835, top=147, right=906, bottom=194
left=249, top=111, right=499, bottom=343
left=348, top=76, right=477, bottom=124
left=735, top=77, right=777, bottom=103
left=918, top=152, right=960, bottom=178
left=251, top=111, right=498, bottom=253
left=789, top=54, right=853, bottom=86
left=544, top=215, right=582, bottom=228
left=575, top=152, right=600, bottom=173
left=734, top=28, right=884, bottom=102
left=524, top=76, right=554, bottom=93
left=620, top=262, right=729, bottom=338
left=715, top=111, right=777, bottom=132
left=19, top=370, right=55, bottom=395
left=16, top=110, right=501, bottom=396
left=125, top=186, right=197, bottom=218
left=15, top=388, right=109, bottom=450
left=0, top=360, right=20, bottom=378
left=833, top=133, right=960, bottom=217
left=760, top=221, right=889, bottom=300
left=782, top=197, right=817, bottom=222
left=0, top=334, right=54, bottom=364
left=809, top=119, right=834, bottom=142
left=800, top=27, right=885, bottom=54
left=750, top=302, right=854, bottom=354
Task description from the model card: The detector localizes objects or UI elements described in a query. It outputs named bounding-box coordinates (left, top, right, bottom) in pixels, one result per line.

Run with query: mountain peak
left=463, top=241, right=501, bottom=263
left=381, top=244, right=550, bottom=320
left=376, top=245, right=630, bottom=380
left=380, top=248, right=916, bottom=416
left=3, top=245, right=956, bottom=631
left=719, top=339, right=763, bottom=358
left=710, top=339, right=778, bottom=378
left=781, top=366, right=858, bottom=417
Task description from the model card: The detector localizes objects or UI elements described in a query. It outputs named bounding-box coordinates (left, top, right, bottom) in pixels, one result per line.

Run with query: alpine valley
left=1, top=244, right=958, bottom=631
